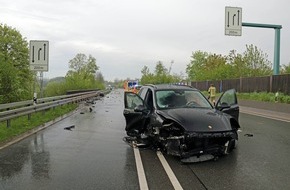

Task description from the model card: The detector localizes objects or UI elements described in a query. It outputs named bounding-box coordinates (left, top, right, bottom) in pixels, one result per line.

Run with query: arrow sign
left=32, top=46, right=35, bottom=63
left=44, top=44, right=46, bottom=60
left=225, top=7, right=242, bottom=36
left=29, top=40, right=49, bottom=71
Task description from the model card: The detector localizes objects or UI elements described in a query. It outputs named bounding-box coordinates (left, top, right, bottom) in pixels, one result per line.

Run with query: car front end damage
left=157, top=119, right=238, bottom=163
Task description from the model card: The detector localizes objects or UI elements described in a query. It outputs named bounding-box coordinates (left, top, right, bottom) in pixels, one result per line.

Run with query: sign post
left=241, top=23, right=282, bottom=75
left=29, top=40, right=49, bottom=71
left=225, top=7, right=242, bottom=36
left=30, top=40, right=49, bottom=100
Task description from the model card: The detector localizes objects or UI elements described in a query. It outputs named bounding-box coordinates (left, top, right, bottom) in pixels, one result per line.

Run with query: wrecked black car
left=123, top=84, right=240, bottom=163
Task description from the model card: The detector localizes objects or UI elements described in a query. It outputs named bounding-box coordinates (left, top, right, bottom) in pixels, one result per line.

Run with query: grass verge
left=0, top=103, right=78, bottom=144
left=203, top=91, right=290, bottom=104
left=237, top=92, right=290, bottom=104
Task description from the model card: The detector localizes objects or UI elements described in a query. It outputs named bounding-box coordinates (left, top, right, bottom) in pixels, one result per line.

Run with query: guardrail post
left=7, top=119, right=11, bottom=128
left=270, top=75, right=273, bottom=93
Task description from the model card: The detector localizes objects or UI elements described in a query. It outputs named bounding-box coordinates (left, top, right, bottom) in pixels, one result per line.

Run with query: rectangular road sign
left=225, top=7, right=242, bottom=36
left=29, top=40, right=49, bottom=71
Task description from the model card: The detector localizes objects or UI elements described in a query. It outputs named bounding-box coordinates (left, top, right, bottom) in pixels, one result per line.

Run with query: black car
left=123, top=84, right=240, bottom=163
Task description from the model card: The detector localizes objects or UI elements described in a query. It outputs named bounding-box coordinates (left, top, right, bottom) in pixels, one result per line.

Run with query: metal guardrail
left=0, top=90, right=105, bottom=127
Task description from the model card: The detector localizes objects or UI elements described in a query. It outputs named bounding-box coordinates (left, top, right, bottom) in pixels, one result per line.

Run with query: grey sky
left=1, top=0, right=289, bottom=81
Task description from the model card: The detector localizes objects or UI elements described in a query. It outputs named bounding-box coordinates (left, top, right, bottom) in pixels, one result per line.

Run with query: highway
left=0, top=89, right=290, bottom=190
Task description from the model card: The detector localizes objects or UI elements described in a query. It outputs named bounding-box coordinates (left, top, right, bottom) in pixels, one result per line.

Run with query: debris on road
left=64, top=125, right=75, bottom=131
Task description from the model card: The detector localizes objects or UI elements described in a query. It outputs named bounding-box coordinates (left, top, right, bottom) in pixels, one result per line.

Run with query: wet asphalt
left=1, top=89, right=290, bottom=190
left=0, top=90, right=138, bottom=190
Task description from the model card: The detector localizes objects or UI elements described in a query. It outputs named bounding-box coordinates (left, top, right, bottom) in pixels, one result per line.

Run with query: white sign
left=29, top=40, right=49, bottom=71
left=225, top=7, right=242, bottom=36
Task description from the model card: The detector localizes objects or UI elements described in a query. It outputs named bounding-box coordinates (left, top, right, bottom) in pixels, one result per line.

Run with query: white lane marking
left=157, top=151, right=183, bottom=190
left=134, top=147, right=149, bottom=190
left=240, top=110, right=290, bottom=123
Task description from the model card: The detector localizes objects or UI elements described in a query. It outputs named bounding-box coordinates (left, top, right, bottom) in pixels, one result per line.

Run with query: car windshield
left=155, top=89, right=212, bottom=109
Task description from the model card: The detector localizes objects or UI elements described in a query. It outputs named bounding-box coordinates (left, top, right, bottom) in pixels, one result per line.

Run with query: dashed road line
left=134, top=147, right=149, bottom=190
left=157, top=151, right=183, bottom=190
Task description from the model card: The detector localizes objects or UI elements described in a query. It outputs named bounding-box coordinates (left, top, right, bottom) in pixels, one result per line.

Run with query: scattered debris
left=244, top=134, right=254, bottom=137
left=64, top=125, right=75, bottom=131
left=89, top=107, right=93, bottom=112
left=123, top=136, right=152, bottom=149
left=181, top=154, right=215, bottom=163
left=80, top=112, right=85, bottom=114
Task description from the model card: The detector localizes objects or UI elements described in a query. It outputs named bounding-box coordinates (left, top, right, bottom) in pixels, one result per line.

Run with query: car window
left=156, top=89, right=212, bottom=109
left=139, top=87, right=148, bottom=100
left=217, top=89, right=237, bottom=106
left=125, top=93, right=143, bottom=109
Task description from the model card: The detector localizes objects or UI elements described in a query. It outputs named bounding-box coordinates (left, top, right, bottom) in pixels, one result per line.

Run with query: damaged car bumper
left=164, top=130, right=238, bottom=162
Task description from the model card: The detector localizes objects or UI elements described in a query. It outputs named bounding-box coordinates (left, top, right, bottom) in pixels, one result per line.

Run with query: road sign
left=29, top=40, right=49, bottom=71
left=225, top=7, right=242, bottom=36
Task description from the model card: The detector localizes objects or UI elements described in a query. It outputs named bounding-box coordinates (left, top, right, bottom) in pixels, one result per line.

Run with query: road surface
left=1, top=89, right=290, bottom=190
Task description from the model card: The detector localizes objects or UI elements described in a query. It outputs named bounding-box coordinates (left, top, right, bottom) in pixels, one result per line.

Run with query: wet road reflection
left=31, top=134, right=50, bottom=180
left=0, top=140, right=30, bottom=180
left=0, top=134, right=50, bottom=180
left=0, top=90, right=138, bottom=190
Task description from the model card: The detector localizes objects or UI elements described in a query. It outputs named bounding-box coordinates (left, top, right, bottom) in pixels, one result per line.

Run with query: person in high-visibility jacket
left=208, top=84, right=216, bottom=105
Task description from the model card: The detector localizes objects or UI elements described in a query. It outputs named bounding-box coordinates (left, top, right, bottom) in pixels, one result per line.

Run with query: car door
left=215, top=89, right=239, bottom=122
left=123, top=92, right=148, bottom=134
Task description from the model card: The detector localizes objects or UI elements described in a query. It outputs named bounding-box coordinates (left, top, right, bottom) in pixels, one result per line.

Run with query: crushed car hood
left=157, top=108, right=233, bottom=132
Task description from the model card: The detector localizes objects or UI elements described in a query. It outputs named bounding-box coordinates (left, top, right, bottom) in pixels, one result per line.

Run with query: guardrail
left=0, top=90, right=106, bottom=127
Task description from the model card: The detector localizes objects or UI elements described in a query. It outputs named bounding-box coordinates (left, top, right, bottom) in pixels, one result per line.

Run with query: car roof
left=143, top=84, right=197, bottom=91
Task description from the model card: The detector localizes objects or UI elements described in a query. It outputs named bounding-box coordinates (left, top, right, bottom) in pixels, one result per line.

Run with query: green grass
left=0, top=103, right=78, bottom=143
left=237, top=92, right=290, bottom=104
left=203, top=91, right=290, bottom=104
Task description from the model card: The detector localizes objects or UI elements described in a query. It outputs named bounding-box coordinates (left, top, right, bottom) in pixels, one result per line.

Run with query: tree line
left=186, top=44, right=286, bottom=81
left=140, top=44, right=290, bottom=85
left=0, top=23, right=104, bottom=104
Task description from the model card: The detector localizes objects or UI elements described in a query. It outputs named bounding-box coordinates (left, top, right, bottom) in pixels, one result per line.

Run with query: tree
left=95, top=72, right=104, bottom=83
left=140, top=61, right=182, bottom=84
left=65, top=53, right=100, bottom=90
left=242, top=44, right=272, bottom=77
left=204, top=54, right=229, bottom=80
left=67, top=53, right=99, bottom=78
left=281, top=63, right=290, bottom=74
left=44, top=54, right=104, bottom=96
left=186, top=51, right=229, bottom=81
left=187, top=45, right=273, bottom=82
left=186, top=51, right=208, bottom=81
left=0, top=23, right=33, bottom=103
left=227, top=50, right=247, bottom=78
left=140, top=66, right=154, bottom=84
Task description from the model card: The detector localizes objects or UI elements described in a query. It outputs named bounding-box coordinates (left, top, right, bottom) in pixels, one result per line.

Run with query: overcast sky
left=1, top=0, right=289, bottom=81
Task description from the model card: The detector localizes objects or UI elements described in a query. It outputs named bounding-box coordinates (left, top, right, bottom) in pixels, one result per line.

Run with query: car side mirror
left=216, top=102, right=230, bottom=111
left=134, top=105, right=147, bottom=113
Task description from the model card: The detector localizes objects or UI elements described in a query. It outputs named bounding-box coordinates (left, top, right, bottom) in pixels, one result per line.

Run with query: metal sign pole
left=33, top=71, right=37, bottom=105
left=29, top=40, right=49, bottom=101
left=242, top=22, right=282, bottom=75
left=274, top=28, right=281, bottom=75
left=40, top=71, right=44, bottom=98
